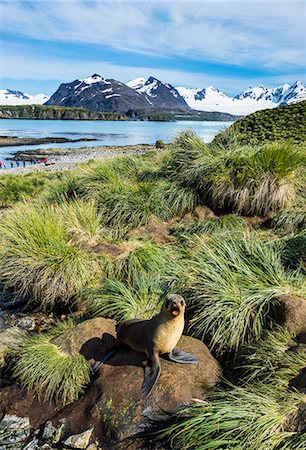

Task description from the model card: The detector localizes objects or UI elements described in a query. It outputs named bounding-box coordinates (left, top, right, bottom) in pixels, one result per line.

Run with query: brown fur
left=117, top=294, right=185, bottom=357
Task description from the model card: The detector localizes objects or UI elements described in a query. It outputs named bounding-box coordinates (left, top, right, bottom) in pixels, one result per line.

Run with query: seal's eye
left=181, top=300, right=184, bottom=306
left=165, top=299, right=170, bottom=309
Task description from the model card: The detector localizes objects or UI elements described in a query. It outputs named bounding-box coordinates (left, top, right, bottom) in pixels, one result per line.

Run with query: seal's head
left=163, top=294, right=186, bottom=317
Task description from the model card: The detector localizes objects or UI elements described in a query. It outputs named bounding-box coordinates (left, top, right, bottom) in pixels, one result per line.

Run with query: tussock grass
left=0, top=202, right=102, bottom=309
left=88, top=275, right=166, bottom=321
left=282, top=229, right=306, bottom=270
left=0, top=172, right=59, bottom=208
left=103, top=241, right=178, bottom=284
left=171, top=214, right=245, bottom=240
left=272, top=207, right=306, bottom=234
left=209, top=125, right=242, bottom=151
left=14, top=321, right=91, bottom=405
left=238, top=326, right=306, bottom=386
left=157, top=383, right=306, bottom=450
left=188, top=233, right=305, bottom=352
left=169, top=135, right=305, bottom=216
left=61, top=199, right=105, bottom=245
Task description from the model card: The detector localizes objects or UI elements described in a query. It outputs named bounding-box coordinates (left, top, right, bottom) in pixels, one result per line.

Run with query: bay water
left=0, top=119, right=233, bottom=161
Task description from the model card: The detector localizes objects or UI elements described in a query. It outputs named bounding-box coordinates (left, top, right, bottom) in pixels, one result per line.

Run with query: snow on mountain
left=176, top=81, right=306, bottom=115
left=176, top=86, right=233, bottom=112
left=0, top=89, right=49, bottom=105
left=126, top=77, right=146, bottom=90
left=126, top=76, right=189, bottom=109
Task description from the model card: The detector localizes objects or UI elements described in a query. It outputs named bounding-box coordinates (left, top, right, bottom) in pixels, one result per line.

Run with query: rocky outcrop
left=0, top=317, right=220, bottom=448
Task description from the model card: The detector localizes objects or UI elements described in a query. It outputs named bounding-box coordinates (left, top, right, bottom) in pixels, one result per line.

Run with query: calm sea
left=0, top=119, right=233, bottom=161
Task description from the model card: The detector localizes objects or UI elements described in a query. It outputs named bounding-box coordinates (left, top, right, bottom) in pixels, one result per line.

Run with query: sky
left=0, top=0, right=305, bottom=96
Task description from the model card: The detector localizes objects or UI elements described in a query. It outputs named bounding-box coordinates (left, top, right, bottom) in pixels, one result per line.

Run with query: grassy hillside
left=213, top=100, right=306, bottom=145
left=0, top=104, right=127, bottom=120
left=0, top=130, right=305, bottom=448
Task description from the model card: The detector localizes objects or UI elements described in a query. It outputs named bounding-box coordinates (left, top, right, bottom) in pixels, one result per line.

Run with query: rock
left=0, top=327, right=26, bottom=367
left=17, top=317, right=36, bottom=331
left=42, top=419, right=71, bottom=444
left=23, top=438, right=39, bottom=450
left=56, top=334, right=220, bottom=446
left=0, top=318, right=220, bottom=448
left=86, top=443, right=103, bottom=450
left=0, top=414, right=30, bottom=448
left=63, top=428, right=94, bottom=449
left=276, top=295, right=306, bottom=335
left=51, top=317, right=116, bottom=356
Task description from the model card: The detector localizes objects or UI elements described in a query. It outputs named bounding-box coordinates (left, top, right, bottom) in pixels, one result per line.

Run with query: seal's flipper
left=91, top=349, right=118, bottom=374
left=168, top=348, right=199, bottom=364
left=141, top=357, right=161, bottom=399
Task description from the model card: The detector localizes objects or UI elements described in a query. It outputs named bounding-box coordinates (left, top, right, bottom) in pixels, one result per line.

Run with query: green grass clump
left=238, top=326, right=306, bottom=386
left=0, top=202, right=102, bottom=309
left=188, top=233, right=305, bottom=352
left=88, top=275, right=166, bottom=321
left=61, top=199, right=105, bottom=245
left=282, top=230, right=306, bottom=271
left=169, top=134, right=305, bottom=216
left=13, top=322, right=91, bottom=405
left=171, top=214, right=245, bottom=240
left=0, top=172, right=60, bottom=208
left=157, top=383, right=306, bottom=450
left=103, top=241, right=179, bottom=284
left=272, top=208, right=306, bottom=234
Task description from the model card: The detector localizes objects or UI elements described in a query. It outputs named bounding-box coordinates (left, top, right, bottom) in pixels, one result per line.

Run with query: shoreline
left=0, top=136, right=97, bottom=148
left=0, top=143, right=159, bottom=175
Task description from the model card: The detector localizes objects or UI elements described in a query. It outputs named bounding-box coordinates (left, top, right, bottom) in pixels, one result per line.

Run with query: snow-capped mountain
left=46, top=74, right=190, bottom=113
left=0, top=89, right=49, bottom=105
left=127, top=76, right=188, bottom=110
left=176, top=81, right=306, bottom=115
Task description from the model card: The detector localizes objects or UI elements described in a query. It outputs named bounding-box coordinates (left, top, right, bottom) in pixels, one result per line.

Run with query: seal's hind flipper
left=141, top=359, right=161, bottom=399
left=168, top=348, right=199, bottom=364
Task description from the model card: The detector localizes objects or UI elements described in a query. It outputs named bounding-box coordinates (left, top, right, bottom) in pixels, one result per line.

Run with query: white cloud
left=0, top=1, right=305, bottom=69
left=3, top=45, right=305, bottom=95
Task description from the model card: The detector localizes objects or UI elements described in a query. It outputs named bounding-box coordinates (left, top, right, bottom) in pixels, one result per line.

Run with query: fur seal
left=93, top=294, right=198, bottom=398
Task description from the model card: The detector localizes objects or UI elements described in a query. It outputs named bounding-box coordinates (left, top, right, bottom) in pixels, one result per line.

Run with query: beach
left=0, top=143, right=158, bottom=175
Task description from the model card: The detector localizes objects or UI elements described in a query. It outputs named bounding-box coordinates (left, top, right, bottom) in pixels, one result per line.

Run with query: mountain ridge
left=1, top=75, right=305, bottom=116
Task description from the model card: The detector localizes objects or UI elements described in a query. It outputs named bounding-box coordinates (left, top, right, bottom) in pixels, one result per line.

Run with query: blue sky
left=1, top=0, right=305, bottom=96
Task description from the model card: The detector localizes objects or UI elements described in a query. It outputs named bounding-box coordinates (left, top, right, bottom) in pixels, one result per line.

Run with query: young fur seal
left=92, top=294, right=198, bottom=398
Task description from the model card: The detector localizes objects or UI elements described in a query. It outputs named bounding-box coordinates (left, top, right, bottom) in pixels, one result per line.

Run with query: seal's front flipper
left=168, top=348, right=199, bottom=364
left=91, top=349, right=118, bottom=374
left=141, top=356, right=161, bottom=399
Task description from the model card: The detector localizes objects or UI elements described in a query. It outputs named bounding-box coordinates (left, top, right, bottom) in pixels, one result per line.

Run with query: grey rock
left=17, top=317, right=35, bottom=331
left=0, top=414, right=30, bottom=447
left=42, top=420, right=70, bottom=444
left=23, top=438, right=39, bottom=450
left=63, top=428, right=94, bottom=449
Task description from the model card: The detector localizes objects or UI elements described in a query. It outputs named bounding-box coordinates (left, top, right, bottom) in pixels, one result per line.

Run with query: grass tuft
left=88, top=275, right=166, bottom=321
left=13, top=321, right=90, bottom=405
left=188, top=233, right=305, bottom=352
left=0, top=202, right=102, bottom=309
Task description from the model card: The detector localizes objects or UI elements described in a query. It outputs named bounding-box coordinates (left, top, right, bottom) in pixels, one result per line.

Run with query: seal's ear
left=180, top=299, right=185, bottom=307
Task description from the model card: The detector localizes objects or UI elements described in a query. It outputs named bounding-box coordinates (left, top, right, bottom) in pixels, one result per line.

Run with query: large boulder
left=0, top=317, right=220, bottom=448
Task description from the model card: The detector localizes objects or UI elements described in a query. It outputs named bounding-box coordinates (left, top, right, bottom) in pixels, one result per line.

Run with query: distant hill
left=0, top=104, right=239, bottom=122
left=214, top=100, right=306, bottom=144
left=0, top=105, right=127, bottom=121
